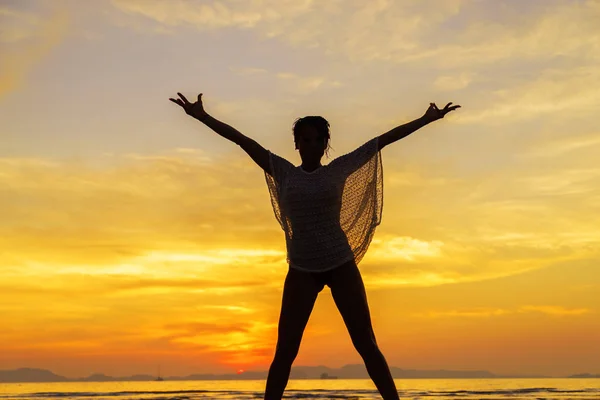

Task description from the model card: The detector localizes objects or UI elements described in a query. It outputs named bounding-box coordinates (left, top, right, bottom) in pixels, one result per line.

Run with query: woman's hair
left=292, top=116, right=333, bottom=158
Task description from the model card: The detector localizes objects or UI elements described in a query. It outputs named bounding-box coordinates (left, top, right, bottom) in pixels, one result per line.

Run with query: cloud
left=104, top=0, right=600, bottom=134
left=517, top=132, right=600, bottom=159
left=369, top=236, right=444, bottom=261
left=110, top=0, right=314, bottom=30
left=518, top=305, right=593, bottom=316
left=455, top=66, right=600, bottom=125
left=514, top=167, right=600, bottom=196
left=414, top=308, right=512, bottom=318
left=353, top=148, right=600, bottom=287
left=433, top=73, right=473, bottom=91
left=394, top=4, right=600, bottom=68
left=413, top=306, right=594, bottom=318
left=226, top=66, right=343, bottom=95
left=108, top=0, right=600, bottom=69
left=164, top=321, right=253, bottom=335
left=158, top=318, right=277, bottom=366
left=3, top=271, right=269, bottom=303
left=0, top=151, right=283, bottom=268
left=228, top=66, right=268, bottom=76
left=3, top=141, right=599, bottom=292
left=360, top=233, right=584, bottom=289
left=1, top=145, right=598, bottom=374
left=276, top=72, right=343, bottom=94
left=102, top=0, right=600, bottom=140
left=0, top=7, right=39, bottom=42
left=200, top=304, right=256, bottom=314
left=4, top=0, right=599, bottom=376
left=0, top=3, right=69, bottom=97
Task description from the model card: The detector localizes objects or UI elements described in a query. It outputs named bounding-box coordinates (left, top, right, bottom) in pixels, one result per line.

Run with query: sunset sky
left=1, top=0, right=600, bottom=379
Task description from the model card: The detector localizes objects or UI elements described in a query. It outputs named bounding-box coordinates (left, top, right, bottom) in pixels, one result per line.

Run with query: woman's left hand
left=423, top=102, right=461, bottom=122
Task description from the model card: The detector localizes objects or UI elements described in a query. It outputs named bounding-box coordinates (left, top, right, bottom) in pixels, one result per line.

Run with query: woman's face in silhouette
left=295, top=125, right=326, bottom=163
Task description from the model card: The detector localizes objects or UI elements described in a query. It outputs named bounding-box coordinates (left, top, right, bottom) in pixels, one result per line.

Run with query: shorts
left=290, top=259, right=357, bottom=293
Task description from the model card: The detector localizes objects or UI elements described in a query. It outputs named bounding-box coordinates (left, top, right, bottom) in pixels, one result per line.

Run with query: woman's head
left=292, top=116, right=332, bottom=162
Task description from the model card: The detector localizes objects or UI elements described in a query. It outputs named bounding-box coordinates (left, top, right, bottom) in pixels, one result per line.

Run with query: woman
left=169, top=92, right=460, bottom=400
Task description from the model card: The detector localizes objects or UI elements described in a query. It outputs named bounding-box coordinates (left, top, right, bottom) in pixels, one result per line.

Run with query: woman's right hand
left=169, top=92, right=208, bottom=120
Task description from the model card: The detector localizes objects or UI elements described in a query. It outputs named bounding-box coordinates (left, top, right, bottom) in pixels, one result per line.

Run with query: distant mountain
left=0, top=366, right=585, bottom=383
left=568, top=373, right=600, bottom=378
left=0, top=368, right=69, bottom=382
left=82, top=373, right=114, bottom=382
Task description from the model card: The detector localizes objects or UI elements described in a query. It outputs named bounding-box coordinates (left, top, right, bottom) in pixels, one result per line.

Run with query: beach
left=1, top=378, right=599, bottom=399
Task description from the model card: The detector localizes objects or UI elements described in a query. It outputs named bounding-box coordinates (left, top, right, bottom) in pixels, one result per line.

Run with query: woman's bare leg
left=264, top=268, right=321, bottom=400
left=329, top=261, right=400, bottom=400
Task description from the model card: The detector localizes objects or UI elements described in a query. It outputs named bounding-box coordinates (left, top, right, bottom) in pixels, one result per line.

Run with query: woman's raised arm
left=169, top=92, right=271, bottom=174
left=377, top=102, right=461, bottom=151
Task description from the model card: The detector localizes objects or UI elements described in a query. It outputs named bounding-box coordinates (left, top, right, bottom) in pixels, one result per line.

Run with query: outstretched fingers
left=169, top=92, right=205, bottom=108
left=169, top=98, right=184, bottom=107
left=177, top=92, right=191, bottom=104
left=441, top=102, right=461, bottom=116
left=169, top=92, right=195, bottom=109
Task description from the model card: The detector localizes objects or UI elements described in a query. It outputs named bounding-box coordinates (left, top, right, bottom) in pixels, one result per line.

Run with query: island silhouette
left=2, top=366, right=593, bottom=382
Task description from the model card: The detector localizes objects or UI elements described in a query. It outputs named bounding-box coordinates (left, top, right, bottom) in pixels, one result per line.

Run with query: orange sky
left=1, top=0, right=599, bottom=378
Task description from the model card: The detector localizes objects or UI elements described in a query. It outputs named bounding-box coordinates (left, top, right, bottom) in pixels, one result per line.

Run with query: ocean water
left=0, top=378, right=599, bottom=399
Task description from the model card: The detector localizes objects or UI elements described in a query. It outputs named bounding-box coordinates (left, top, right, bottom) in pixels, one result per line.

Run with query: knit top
left=265, top=137, right=383, bottom=272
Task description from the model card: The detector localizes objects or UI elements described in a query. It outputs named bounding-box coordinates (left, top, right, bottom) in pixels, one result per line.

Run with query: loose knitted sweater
left=265, top=137, right=383, bottom=272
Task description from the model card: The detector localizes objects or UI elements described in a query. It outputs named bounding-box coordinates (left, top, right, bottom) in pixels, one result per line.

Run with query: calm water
left=0, top=378, right=599, bottom=399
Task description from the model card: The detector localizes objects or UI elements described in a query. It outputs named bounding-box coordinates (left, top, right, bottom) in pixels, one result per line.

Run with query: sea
left=0, top=378, right=599, bottom=399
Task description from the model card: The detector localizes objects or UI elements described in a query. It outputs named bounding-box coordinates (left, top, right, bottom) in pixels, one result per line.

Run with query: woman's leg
left=329, top=261, right=400, bottom=400
left=264, top=267, right=321, bottom=400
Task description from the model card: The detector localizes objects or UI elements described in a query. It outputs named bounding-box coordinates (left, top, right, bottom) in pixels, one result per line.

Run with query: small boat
left=320, top=373, right=338, bottom=379
left=155, top=365, right=164, bottom=381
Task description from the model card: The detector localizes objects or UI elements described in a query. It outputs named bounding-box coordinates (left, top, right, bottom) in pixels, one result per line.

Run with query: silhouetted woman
left=170, top=92, right=460, bottom=400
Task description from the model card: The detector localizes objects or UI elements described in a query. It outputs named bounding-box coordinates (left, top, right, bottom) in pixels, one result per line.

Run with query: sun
left=237, top=369, right=245, bottom=374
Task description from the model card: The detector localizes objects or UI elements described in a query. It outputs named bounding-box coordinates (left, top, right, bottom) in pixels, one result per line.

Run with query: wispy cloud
left=110, top=0, right=313, bottom=30
left=0, top=3, right=69, bottom=97
left=414, top=308, right=512, bottom=318
left=518, top=305, right=593, bottom=316
left=2, top=147, right=598, bottom=292
left=518, top=132, right=600, bottom=159
left=369, top=236, right=444, bottom=261
left=228, top=66, right=269, bottom=76
left=455, top=66, right=600, bottom=125
left=414, top=306, right=594, bottom=318
left=276, top=71, right=343, bottom=94
left=109, top=0, right=600, bottom=68
left=433, top=73, right=474, bottom=91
